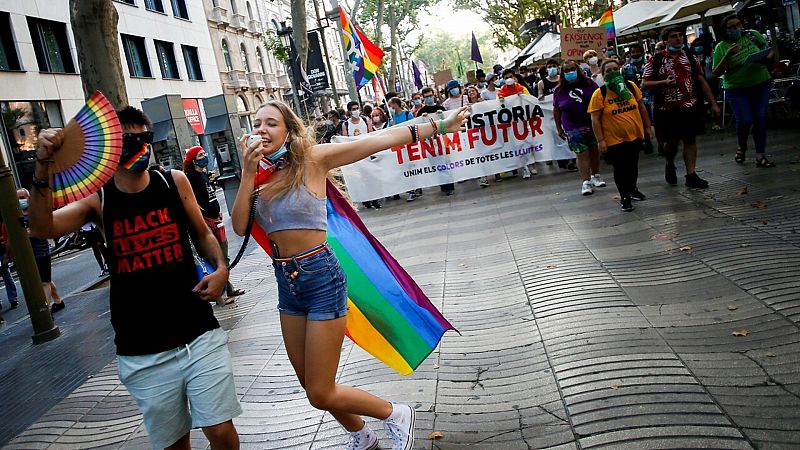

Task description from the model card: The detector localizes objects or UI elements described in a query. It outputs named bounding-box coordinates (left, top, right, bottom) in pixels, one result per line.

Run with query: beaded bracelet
left=429, top=118, right=438, bottom=137
left=413, top=124, right=420, bottom=142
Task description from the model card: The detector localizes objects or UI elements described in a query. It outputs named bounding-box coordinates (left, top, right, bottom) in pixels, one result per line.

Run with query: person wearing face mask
left=388, top=97, right=414, bottom=125
left=589, top=60, right=652, bottom=212
left=0, top=216, right=19, bottom=312
left=553, top=59, right=606, bottom=196
left=713, top=14, right=775, bottom=167
left=481, top=73, right=499, bottom=100
left=497, top=69, right=530, bottom=99
left=27, top=106, right=241, bottom=450
left=416, top=87, right=445, bottom=116
left=342, top=101, right=373, bottom=137
left=410, top=92, right=424, bottom=116
left=442, top=79, right=466, bottom=111
left=537, top=60, right=561, bottom=100
left=623, top=43, right=657, bottom=155
left=643, top=26, right=721, bottom=189
left=231, top=100, right=469, bottom=450
left=584, top=50, right=604, bottom=86
left=184, top=146, right=246, bottom=304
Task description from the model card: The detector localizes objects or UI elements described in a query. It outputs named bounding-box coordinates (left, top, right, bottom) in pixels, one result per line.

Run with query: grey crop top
left=255, top=183, right=327, bottom=234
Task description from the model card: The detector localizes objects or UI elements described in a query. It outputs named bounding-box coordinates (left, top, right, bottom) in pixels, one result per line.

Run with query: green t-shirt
left=712, top=30, right=771, bottom=89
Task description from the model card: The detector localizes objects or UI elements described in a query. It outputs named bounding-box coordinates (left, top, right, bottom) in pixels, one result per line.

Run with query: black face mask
left=120, top=131, right=154, bottom=171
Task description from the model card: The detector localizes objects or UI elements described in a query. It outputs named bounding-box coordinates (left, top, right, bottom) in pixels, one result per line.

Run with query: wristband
left=413, top=124, right=420, bottom=142
left=439, top=120, right=446, bottom=135
left=429, top=118, right=438, bottom=137
left=407, top=125, right=417, bottom=143
left=32, top=177, right=50, bottom=189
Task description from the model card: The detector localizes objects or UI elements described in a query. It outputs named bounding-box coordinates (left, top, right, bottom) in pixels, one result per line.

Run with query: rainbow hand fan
left=51, top=91, right=122, bottom=208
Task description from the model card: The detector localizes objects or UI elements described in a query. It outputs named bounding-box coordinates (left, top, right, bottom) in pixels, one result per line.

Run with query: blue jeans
left=273, top=245, right=348, bottom=321
left=726, top=80, right=771, bottom=154
left=0, top=253, right=17, bottom=303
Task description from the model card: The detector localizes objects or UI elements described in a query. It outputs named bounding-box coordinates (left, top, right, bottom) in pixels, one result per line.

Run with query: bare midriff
left=269, top=229, right=327, bottom=257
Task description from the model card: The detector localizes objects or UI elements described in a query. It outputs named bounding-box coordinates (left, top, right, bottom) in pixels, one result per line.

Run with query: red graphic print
left=110, top=208, right=184, bottom=274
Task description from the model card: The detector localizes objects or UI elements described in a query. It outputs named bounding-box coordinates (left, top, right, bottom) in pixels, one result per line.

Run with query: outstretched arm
left=313, top=107, right=470, bottom=171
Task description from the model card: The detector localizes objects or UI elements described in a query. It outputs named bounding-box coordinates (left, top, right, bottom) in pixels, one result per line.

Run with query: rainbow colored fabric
left=339, top=6, right=385, bottom=89
left=599, top=7, right=616, bottom=40
left=250, top=180, right=456, bottom=375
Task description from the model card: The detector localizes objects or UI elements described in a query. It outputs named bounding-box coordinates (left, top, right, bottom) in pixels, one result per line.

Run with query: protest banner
left=561, top=27, right=606, bottom=59
left=333, top=94, right=574, bottom=201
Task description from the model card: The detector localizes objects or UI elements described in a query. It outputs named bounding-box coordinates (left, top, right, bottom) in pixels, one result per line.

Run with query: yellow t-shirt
left=587, top=83, right=644, bottom=147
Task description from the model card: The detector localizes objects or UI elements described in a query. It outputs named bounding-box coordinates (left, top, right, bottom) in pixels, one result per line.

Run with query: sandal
left=734, top=150, right=745, bottom=164
left=755, top=156, right=775, bottom=168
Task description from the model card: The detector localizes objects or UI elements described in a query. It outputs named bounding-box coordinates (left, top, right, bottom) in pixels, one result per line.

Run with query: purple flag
left=412, top=60, right=423, bottom=90
left=470, top=32, right=483, bottom=64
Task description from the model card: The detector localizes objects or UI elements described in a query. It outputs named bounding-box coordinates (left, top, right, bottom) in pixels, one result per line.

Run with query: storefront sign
left=182, top=98, right=205, bottom=135
left=333, top=94, right=573, bottom=201
left=561, top=27, right=607, bottom=59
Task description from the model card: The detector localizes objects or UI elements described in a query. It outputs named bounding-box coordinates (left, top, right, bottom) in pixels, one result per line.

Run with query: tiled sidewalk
left=6, top=131, right=800, bottom=449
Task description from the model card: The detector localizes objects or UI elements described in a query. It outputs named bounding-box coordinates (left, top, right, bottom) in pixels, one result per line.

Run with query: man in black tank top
left=28, top=107, right=241, bottom=449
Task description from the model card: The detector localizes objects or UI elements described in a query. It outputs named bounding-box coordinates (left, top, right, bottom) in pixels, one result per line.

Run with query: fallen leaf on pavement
left=766, top=352, right=777, bottom=357
left=751, top=201, right=767, bottom=209
left=433, top=364, right=440, bottom=369
left=761, top=220, right=769, bottom=225
left=610, top=385, right=620, bottom=390
left=732, top=330, right=751, bottom=336
left=727, top=304, right=738, bottom=310
left=740, top=243, right=750, bottom=247
left=679, top=245, right=693, bottom=252
left=428, top=431, right=444, bottom=440
left=651, top=232, right=677, bottom=241
left=736, top=186, right=748, bottom=195
left=611, top=195, right=621, bottom=200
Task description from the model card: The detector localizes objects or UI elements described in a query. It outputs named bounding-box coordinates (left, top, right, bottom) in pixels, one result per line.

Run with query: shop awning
left=591, top=1, right=679, bottom=35
left=151, top=120, right=175, bottom=143
left=203, top=115, right=229, bottom=135
left=521, top=32, right=562, bottom=65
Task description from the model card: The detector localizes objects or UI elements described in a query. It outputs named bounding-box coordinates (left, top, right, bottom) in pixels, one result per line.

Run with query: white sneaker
left=522, top=166, right=531, bottom=179
left=581, top=180, right=593, bottom=195
left=530, top=165, right=538, bottom=175
left=406, top=192, right=415, bottom=202
left=346, top=423, right=379, bottom=450
left=384, top=403, right=415, bottom=450
left=479, top=177, right=489, bottom=188
left=590, top=174, right=606, bottom=187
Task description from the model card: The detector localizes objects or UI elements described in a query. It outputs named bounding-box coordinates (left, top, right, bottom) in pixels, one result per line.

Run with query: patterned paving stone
left=6, top=131, right=800, bottom=449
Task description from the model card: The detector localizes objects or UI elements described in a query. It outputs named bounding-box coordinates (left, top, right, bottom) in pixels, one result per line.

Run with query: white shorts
left=117, top=327, right=242, bottom=449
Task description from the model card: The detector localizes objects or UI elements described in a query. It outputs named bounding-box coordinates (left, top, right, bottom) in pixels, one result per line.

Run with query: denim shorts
left=273, top=245, right=348, bottom=321
left=117, top=328, right=242, bottom=449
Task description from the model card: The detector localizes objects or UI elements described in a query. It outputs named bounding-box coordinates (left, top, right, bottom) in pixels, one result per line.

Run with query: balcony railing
left=230, top=13, right=247, bottom=30
left=248, top=20, right=262, bottom=35
left=211, top=7, right=229, bottom=26
left=228, top=70, right=248, bottom=91
left=247, top=72, right=266, bottom=91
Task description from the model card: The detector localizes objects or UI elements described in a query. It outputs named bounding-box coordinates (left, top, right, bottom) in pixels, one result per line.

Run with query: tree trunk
left=291, top=0, right=309, bottom=66
left=70, top=0, right=128, bottom=107
left=388, top=5, right=398, bottom=91
left=375, top=0, right=384, bottom=47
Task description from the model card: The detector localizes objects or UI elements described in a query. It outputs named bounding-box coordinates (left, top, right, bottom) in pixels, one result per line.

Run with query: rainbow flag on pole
left=250, top=180, right=456, bottom=375
left=598, top=6, right=616, bottom=40
left=339, top=6, right=385, bottom=89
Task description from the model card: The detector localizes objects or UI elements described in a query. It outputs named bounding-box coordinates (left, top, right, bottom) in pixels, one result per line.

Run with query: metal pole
left=312, top=0, right=341, bottom=109
left=329, top=0, right=360, bottom=103
left=0, top=138, right=60, bottom=344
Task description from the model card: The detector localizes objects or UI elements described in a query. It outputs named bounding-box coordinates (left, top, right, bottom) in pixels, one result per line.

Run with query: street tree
left=452, top=0, right=551, bottom=50
left=414, top=30, right=500, bottom=79
left=69, top=0, right=128, bottom=108
left=290, top=0, right=309, bottom=67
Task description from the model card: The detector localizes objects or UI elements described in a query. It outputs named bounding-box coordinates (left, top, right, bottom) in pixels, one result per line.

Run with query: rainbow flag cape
left=339, top=6, right=385, bottom=89
left=250, top=180, right=456, bottom=375
left=599, top=6, right=616, bottom=40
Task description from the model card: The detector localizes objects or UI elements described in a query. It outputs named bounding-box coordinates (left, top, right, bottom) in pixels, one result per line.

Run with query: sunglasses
left=122, top=131, right=154, bottom=146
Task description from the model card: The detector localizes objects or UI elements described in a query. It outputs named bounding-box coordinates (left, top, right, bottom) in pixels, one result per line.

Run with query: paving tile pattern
left=6, top=132, right=800, bottom=449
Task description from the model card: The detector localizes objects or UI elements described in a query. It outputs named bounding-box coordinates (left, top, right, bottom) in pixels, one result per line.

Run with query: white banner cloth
left=333, top=94, right=574, bottom=201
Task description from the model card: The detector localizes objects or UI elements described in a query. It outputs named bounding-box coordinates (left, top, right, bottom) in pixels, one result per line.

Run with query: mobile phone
left=246, top=134, right=262, bottom=148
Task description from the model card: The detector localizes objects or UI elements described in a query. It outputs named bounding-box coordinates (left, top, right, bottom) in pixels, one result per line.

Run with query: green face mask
left=604, top=70, right=631, bottom=101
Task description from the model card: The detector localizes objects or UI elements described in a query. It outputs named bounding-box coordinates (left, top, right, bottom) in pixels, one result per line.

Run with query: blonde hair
left=583, top=49, right=598, bottom=61
left=254, top=101, right=318, bottom=200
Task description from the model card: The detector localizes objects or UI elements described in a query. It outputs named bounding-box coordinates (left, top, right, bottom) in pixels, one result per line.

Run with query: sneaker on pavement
left=665, top=163, right=677, bottom=185
left=406, top=192, right=416, bottom=202
left=685, top=172, right=709, bottom=189
left=10, top=300, right=18, bottom=310
left=51, top=301, right=65, bottom=314
left=522, top=166, right=531, bottom=179
left=620, top=198, right=634, bottom=212
left=385, top=403, right=416, bottom=450
left=630, top=189, right=647, bottom=201
left=346, top=424, right=379, bottom=450
left=581, top=180, right=593, bottom=195
left=590, top=174, right=606, bottom=187
left=479, top=178, right=489, bottom=188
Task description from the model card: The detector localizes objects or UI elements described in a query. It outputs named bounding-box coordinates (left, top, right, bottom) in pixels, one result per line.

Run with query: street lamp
left=276, top=21, right=315, bottom=118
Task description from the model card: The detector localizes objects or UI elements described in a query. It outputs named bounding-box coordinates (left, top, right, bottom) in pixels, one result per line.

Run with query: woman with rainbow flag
left=230, top=101, right=467, bottom=450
